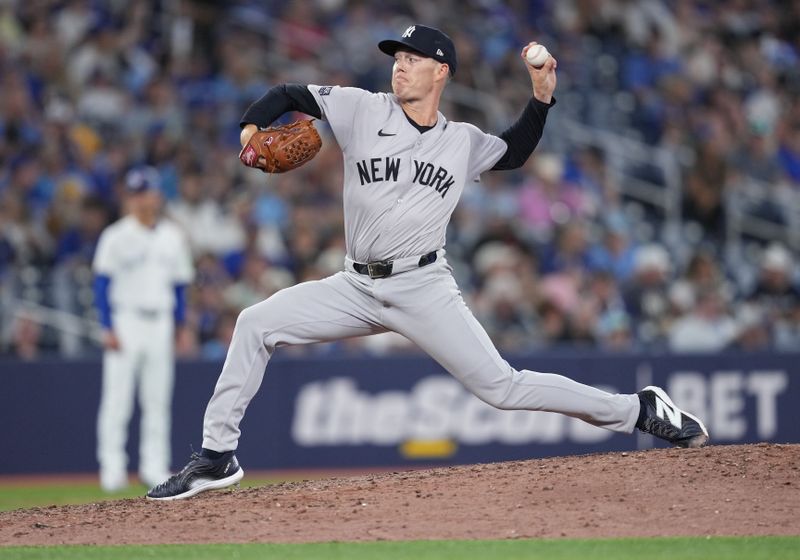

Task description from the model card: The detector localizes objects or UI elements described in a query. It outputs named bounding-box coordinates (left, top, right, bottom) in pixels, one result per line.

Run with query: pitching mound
left=2, top=443, right=798, bottom=545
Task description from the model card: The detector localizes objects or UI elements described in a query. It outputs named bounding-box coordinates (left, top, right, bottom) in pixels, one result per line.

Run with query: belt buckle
left=367, top=260, right=392, bottom=279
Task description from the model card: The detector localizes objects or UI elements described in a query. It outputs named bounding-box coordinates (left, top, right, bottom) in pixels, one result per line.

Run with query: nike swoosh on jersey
left=378, top=129, right=397, bottom=136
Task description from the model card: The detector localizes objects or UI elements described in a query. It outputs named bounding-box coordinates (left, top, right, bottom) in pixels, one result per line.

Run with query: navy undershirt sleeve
left=93, top=274, right=113, bottom=329
left=492, top=97, right=556, bottom=171
left=240, top=84, right=322, bottom=128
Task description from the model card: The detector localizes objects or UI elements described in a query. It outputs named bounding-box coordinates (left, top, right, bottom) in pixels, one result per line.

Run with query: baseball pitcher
left=147, top=25, right=707, bottom=500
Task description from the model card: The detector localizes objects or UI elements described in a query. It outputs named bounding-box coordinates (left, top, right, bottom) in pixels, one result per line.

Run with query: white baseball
left=525, top=44, right=550, bottom=68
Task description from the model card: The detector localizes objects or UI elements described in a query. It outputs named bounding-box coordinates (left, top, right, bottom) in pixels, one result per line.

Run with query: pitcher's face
left=391, top=49, right=447, bottom=102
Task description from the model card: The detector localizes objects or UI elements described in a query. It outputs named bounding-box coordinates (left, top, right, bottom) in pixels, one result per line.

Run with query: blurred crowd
left=1, top=0, right=799, bottom=359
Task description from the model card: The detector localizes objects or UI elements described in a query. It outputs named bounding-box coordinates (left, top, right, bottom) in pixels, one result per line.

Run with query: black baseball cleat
left=146, top=452, right=244, bottom=501
left=636, top=386, right=709, bottom=448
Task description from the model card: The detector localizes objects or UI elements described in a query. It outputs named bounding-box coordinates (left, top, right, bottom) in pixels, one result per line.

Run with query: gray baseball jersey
left=307, top=85, right=507, bottom=263
left=201, top=85, right=640, bottom=454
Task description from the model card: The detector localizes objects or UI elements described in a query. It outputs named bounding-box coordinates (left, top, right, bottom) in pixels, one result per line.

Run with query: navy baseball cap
left=379, top=24, right=457, bottom=76
left=125, top=167, right=161, bottom=194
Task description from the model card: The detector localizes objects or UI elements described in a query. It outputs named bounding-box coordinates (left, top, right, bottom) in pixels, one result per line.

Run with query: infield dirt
left=1, top=443, right=798, bottom=545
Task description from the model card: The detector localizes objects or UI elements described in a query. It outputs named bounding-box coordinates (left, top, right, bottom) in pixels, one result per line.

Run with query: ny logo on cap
left=402, top=25, right=416, bottom=38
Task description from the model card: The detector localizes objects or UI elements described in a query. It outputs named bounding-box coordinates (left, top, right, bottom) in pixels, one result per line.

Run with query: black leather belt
left=352, top=251, right=438, bottom=279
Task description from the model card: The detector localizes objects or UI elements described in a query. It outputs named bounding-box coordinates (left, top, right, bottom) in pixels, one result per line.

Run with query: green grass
left=0, top=482, right=144, bottom=511
left=0, top=478, right=278, bottom=512
left=0, top=537, right=798, bottom=560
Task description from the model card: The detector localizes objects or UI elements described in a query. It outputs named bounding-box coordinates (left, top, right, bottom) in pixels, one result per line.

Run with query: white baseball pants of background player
left=202, top=255, right=640, bottom=452
left=97, top=309, right=175, bottom=490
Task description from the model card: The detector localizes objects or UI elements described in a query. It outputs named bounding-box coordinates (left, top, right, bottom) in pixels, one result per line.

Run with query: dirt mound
left=2, top=443, right=798, bottom=545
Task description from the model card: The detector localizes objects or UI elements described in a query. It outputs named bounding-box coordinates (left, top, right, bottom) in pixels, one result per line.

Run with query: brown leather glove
left=238, top=120, right=322, bottom=173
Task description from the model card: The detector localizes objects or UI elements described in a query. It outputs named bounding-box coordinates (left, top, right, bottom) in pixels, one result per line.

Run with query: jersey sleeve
left=464, top=125, right=509, bottom=181
left=92, top=229, right=115, bottom=275
left=307, top=85, right=370, bottom=151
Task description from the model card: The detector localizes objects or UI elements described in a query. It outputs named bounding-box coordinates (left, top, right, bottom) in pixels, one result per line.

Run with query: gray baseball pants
left=202, top=257, right=640, bottom=451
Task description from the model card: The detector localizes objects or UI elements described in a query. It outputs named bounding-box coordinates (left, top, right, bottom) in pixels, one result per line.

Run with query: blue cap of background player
left=125, top=167, right=161, bottom=194
left=378, top=24, right=457, bottom=77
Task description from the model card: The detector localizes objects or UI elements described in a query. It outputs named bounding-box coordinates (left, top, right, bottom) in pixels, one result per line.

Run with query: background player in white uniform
left=93, top=168, right=194, bottom=492
left=148, top=25, right=708, bottom=501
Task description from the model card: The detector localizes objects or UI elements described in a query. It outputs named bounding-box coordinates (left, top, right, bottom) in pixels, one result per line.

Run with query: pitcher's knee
left=235, top=305, right=261, bottom=332
left=482, top=389, right=516, bottom=410
left=235, top=299, right=287, bottom=347
left=234, top=303, right=276, bottom=338
left=469, top=372, right=519, bottom=410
